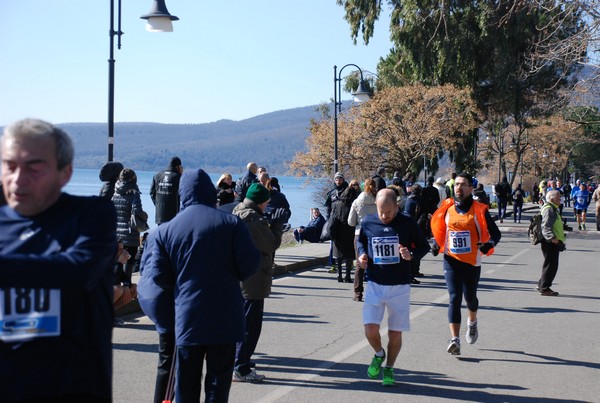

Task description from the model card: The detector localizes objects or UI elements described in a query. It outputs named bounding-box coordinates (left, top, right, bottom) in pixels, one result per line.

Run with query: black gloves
left=431, top=242, right=440, bottom=257
left=479, top=241, right=494, bottom=254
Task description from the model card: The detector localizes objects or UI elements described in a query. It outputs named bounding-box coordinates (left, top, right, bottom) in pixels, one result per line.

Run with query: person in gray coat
left=232, top=183, right=288, bottom=382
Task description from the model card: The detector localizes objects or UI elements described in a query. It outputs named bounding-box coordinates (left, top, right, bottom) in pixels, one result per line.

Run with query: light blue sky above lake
left=1, top=1, right=393, bottom=126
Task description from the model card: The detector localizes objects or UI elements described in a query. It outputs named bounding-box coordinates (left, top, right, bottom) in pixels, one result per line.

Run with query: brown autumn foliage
left=523, top=114, right=584, bottom=177
left=289, top=84, right=481, bottom=179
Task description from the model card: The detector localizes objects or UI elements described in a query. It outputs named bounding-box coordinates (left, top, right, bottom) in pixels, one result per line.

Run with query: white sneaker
left=447, top=338, right=461, bottom=355
left=233, top=369, right=265, bottom=383
left=466, top=321, right=478, bottom=344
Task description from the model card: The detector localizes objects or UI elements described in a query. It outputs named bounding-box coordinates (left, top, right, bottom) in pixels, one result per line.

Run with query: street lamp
left=333, top=64, right=372, bottom=173
left=107, top=0, right=179, bottom=162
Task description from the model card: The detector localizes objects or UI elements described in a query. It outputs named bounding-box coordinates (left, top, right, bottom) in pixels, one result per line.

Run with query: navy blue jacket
left=138, top=169, right=260, bottom=345
left=358, top=212, right=430, bottom=285
left=0, top=194, right=116, bottom=400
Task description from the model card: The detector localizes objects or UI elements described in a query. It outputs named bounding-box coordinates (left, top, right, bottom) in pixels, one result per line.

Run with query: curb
left=273, top=256, right=330, bottom=277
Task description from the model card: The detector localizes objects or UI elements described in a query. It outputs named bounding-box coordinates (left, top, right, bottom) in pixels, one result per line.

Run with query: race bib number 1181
left=371, top=236, right=400, bottom=265
left=0, top=288, right=61, bottom=342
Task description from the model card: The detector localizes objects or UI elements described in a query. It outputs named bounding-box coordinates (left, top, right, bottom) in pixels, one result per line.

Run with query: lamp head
left=140, top=0, right=179, bottom=32
left=352, top=80, right=372, bottom=103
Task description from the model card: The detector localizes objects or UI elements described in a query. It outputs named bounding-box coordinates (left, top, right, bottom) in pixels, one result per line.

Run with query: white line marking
left=261, top=250, right=524, bottom=402
left=485, top=248, right=529, bottom=274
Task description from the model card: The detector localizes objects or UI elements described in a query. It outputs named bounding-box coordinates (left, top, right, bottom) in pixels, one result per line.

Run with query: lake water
left=64, top=169, right=324, bottom=230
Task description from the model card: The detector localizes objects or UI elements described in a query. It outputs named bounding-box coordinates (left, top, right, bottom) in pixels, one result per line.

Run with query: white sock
left=375, top=349, right=385, bottom=358
left=468, top=320, right=477, bottom=326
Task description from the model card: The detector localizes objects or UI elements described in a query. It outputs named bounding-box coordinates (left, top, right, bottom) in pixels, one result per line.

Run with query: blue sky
left=0, top=1, right=393, bottom=126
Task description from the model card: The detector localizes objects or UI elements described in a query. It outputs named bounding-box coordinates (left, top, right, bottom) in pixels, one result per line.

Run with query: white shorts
left=362, top=282, right=410, bottom=332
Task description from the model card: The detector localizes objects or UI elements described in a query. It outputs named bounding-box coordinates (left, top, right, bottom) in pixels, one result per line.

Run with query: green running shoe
left=367, top=350, right=385, bottom=378
left=382, top=367, right=395, bottom=386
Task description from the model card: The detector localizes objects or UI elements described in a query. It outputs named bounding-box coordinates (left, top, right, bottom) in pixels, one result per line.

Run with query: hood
left=99, top=161, right=124, bottom=182
left=114, top=179, right=139, bottom=195
left=179, top=169, right=217, bottom=209
left=233, top=199, right=262, bottom=220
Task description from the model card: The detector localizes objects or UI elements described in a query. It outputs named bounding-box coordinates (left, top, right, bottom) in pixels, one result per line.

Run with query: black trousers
left=539, top=241, right=560, bottom=290
left=176, top=343, right=236, bottom=403
left=235, top=299, right=265, bottom=376
left=154, top=332, right=175, bottom=403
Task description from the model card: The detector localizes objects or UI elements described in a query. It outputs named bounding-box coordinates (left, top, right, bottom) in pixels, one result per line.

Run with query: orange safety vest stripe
left=431, top=198, right=494, bottom=266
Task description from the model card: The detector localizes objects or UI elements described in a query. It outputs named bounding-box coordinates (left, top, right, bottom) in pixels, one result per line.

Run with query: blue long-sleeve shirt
left=358, top=212, right=430, bottom=285
left=0, top=194, right=116, bottom=400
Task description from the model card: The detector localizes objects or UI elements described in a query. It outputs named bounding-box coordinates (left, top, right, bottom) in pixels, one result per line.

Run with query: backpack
left=528, top=212, right=544, bottom=245
left=529, top=203, right=556, bottom=245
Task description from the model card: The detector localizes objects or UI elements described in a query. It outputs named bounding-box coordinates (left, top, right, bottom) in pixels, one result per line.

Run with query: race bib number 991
left=448, top=231, right=471, bottom=254
left=371, top=236, right=400, bottom=265
left=0, top=288, right=61, bottom=342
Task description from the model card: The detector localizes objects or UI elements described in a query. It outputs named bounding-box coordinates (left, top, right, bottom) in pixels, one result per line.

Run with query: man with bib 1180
left=357, top=189, right=430, bottom=386
left=0, top=119, right=116, bottom=402
left=430, top=172, right=501, bottom=356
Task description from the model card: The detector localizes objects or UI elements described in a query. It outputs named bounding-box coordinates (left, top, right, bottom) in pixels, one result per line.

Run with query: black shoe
left=411, top=278, right=421, bottom=284
left=414, top=272, right=425, bottom=277
left=338, top=277, right=343, bottom=283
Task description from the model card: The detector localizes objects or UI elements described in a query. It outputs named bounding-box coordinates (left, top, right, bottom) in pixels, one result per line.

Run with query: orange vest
left=431, top=198, right=494, bottom=266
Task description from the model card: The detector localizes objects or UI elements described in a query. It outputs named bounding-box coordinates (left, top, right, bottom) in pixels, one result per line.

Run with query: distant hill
left=58, top=105, right=325, bottom=174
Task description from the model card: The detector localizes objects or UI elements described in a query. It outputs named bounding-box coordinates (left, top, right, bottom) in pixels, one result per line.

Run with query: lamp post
left=107, top=0, right=178, bottom=162
left=333, top=64, right=372, bottom=173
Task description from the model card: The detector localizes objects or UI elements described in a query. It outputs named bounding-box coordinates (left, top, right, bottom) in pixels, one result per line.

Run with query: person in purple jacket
left=138, top=169, right=260, bottom=403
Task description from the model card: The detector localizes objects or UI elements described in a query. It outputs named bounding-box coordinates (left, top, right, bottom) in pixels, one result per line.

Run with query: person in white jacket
left=348, top=178, right=378, bottom=301
left=433, top=177, right=447, bottom=208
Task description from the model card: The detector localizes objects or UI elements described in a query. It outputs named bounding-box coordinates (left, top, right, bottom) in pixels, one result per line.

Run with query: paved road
left=113, top=208, right=599, bottom=402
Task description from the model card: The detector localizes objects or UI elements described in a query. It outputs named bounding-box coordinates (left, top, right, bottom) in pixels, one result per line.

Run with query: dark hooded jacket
left=150, top=161, right=181, bottom=224
left=138, top=169, right=259, bottom=345
left=112, top=179, right=148, bottom=248
left=98, top=161, right=124, bottom=200
left=234, top=170, right=258, bottom=202
left=329, top=183, right=358, bottom=259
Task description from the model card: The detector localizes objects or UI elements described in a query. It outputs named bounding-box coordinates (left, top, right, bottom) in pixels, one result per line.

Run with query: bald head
left=546, top=189, right=560, bottom=205
left=376, top=189, right=399, bottom=224
left=247, top=162, right=258, bottom=174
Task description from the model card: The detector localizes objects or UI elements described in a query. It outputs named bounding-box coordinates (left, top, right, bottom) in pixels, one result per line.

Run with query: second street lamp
left=107, top=0, right=179, bottom=162
left=333, top=64, right=372, bottom=174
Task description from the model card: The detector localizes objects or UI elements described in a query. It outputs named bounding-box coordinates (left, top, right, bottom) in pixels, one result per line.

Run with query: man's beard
left=454, top=193, right=472, bottom=206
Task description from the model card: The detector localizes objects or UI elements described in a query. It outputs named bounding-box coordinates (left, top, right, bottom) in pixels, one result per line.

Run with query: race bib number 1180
left=0, top=288, right=61, bottom=342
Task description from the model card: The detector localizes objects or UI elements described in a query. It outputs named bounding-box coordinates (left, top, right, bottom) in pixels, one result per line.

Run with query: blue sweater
left=358, top=212, right=430, bottom=285
left=0, top=194, right=116, bottom=400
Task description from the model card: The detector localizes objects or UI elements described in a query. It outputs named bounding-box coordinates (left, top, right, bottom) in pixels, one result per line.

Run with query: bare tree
left=289, top=84, right=481, bottom=179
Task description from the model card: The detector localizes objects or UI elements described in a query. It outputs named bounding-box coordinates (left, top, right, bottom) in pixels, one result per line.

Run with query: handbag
left=320, top=217, right=332, bottom=242
left=130, top=212, right=149, bottom=233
